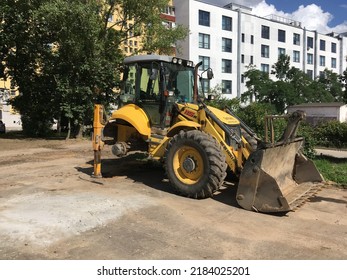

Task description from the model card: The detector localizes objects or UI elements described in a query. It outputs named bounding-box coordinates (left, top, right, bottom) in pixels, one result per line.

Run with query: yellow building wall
left=108, top=0, right=176, bottom=56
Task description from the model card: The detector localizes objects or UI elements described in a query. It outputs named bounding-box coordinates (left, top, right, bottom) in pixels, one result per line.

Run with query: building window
left=320, top=39, right=326, bottom=51
left=251, top=35, right=254, bottom=44
left=222, top=15, right=232, bottom=31
left=319, top=55, right=325, bottom=66
left=222, top=59, right=232, bottom=73
left=199, top=56, right=210, bottom=70
left=331, top=57, right=336, bottom=68
left=250, top=55, right=254, bottom=64
left=293, top=50, right=300, bottom=62
left=222, top=38, right=232, bottom=52
left=307, top=36, right=313, bottom=49
left=161, top=6, right=175, bottom=16
left=222, top=80, right=232, bottom=94
left=241, top=74, right=245, bottom=83
left=241, top=54, right=244, bottom=63
left=199, top=10, right=210, bottom=26
left=260, top=64, right=269, bottom=73
left=261, top=44, right=269, bottom=58
left=278, top=29, right=285, bottom=42
left=261, top=25, right=270, bottom=39
left=307, top=53, right=313, bottom=64
left=278, top=47, right=285, bottom=57
left=241, top=33, right=245, bottom=43
left=199, top=33, right=210, bottom=49
left=293, top=33, right=300, bottom=45
left=319, top=71, right=325, bottom=78
left=307, top=69, right=313, bottom=80
left=307, top=37, right=313, bottom=50
left=331, top=42, right=337, bottom=53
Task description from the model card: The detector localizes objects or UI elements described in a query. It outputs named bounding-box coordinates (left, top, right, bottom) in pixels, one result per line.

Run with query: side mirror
left=207, top=68, right=214, bottom=80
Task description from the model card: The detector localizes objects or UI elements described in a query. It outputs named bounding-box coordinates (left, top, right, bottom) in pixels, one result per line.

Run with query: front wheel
left=164, top=130, right=227, bottom=199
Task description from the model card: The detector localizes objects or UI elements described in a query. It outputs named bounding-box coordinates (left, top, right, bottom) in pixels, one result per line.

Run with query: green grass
left=313, top=156, right=347, bottom=187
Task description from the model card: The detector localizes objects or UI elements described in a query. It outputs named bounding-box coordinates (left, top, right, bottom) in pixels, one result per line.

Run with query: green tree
left=99, top=0, right=187, bottom=55
left=340, top=68, right=347, bottom=103
left=241, top=65, right=272, bottom=104
left=271, top=54, right=291, bottom=81
left=242, top=56, right=339, bottom=114
left=317, top=69, right=344, bottom=102
left=0, top=0, right=188, bottom=137
left=1, top=0, right=57, bottom=136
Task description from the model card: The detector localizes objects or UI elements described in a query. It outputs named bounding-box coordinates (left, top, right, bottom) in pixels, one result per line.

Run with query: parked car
left=0, top=120, right=6, bottom=133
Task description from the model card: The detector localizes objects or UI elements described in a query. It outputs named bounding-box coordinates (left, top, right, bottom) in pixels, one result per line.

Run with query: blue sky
left=205, top=0, right=347, bottom=33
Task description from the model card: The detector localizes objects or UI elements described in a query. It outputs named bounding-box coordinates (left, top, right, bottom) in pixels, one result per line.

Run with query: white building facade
left=174, top=0, right=347, bottom=99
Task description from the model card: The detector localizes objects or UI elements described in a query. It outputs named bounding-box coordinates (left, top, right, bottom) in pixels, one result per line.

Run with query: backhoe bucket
left=236, top=139, right=323, bottom=213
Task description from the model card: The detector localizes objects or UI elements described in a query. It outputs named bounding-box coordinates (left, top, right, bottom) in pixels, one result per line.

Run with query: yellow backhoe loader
left=93, top=55, right=323, bottom=213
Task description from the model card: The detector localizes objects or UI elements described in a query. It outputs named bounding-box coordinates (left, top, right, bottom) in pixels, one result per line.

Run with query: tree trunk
left=74, top=122, right=84, bottom=139
left=66, top=119, right=71, bottom=140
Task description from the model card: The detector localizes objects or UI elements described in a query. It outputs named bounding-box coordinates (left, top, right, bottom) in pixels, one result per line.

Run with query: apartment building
left=174, top=0, right=347, bottom=99
left=109, top=0, right=176, bottom=56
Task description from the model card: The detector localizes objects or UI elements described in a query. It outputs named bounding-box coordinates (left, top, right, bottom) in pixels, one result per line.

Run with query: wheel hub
left=182, top=157, right=196, bottom=173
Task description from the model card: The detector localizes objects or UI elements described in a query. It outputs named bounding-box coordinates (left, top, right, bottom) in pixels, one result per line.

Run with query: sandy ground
left=0, top=137, right=346, bottom=260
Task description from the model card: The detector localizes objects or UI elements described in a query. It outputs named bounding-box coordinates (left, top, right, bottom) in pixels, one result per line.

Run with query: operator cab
left=119, top=55, right=195, bottom=129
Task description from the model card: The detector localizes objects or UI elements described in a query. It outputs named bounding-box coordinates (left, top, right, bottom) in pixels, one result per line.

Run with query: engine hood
left=206, top=105, right=240, bottom=125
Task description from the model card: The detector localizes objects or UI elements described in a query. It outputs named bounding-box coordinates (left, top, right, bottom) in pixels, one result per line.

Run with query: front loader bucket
left=236, top=139, right=323, bottom=213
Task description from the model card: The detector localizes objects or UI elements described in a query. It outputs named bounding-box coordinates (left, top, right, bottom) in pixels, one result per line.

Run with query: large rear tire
left=164, top=130, right=227, bottom=199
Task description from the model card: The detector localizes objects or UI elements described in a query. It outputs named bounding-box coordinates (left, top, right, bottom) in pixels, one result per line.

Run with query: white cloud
left=249, top=1, right=347, bottom=34
left=251, top=1, right=288, bottom=18
left=291, top=4, right=332, bottom=33
left=204, top=0, right=347, bottom=34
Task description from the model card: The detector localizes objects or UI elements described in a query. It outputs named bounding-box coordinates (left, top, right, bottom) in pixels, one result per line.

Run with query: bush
left=314, top=121, right=347, bottom=149
left=205, top=97, right=240, bottom=112
left=297, top=122, right=317, bottom=158
left=21, top=113, right=55, bottom=137
left=237, top=102, right=278, bottom=138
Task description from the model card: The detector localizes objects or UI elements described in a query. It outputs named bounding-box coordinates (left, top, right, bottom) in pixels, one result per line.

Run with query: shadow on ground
left=76, top=152, right=242, bottom=210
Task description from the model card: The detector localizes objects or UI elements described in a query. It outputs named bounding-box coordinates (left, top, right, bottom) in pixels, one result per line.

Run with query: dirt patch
left=0, top=137, right=346, bottom=260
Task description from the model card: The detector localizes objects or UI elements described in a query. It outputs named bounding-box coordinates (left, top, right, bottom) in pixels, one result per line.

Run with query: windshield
left=162, top=62, right=195, bottom=103
left=121, top=60, right=195, bottom=104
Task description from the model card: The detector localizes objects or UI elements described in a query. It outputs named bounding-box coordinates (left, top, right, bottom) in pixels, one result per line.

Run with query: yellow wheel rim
left=172, top=145, right=204, bottom=185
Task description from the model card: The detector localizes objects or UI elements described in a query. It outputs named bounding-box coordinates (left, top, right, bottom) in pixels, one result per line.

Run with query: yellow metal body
left=92, top=104, right=106, bottom=177
left=91, top=54, right=323, bottom=213
left=92, top=102, right=322, bottom=213
left=109, top=104, right=151, bottom=140
left=93, top=101, right=248, bottom=176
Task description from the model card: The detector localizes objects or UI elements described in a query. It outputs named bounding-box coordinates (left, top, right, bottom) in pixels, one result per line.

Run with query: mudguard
left=110, top=104, right=151, bottom=138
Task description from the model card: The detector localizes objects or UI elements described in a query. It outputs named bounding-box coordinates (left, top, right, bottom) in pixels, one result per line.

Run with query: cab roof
left=124, top=55, right=195, bottom=67
left=124, top=55, right=174, bottom=64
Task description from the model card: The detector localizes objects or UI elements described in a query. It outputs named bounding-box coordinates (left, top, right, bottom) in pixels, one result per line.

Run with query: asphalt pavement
left=315, top=148, right=347, bottom=158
